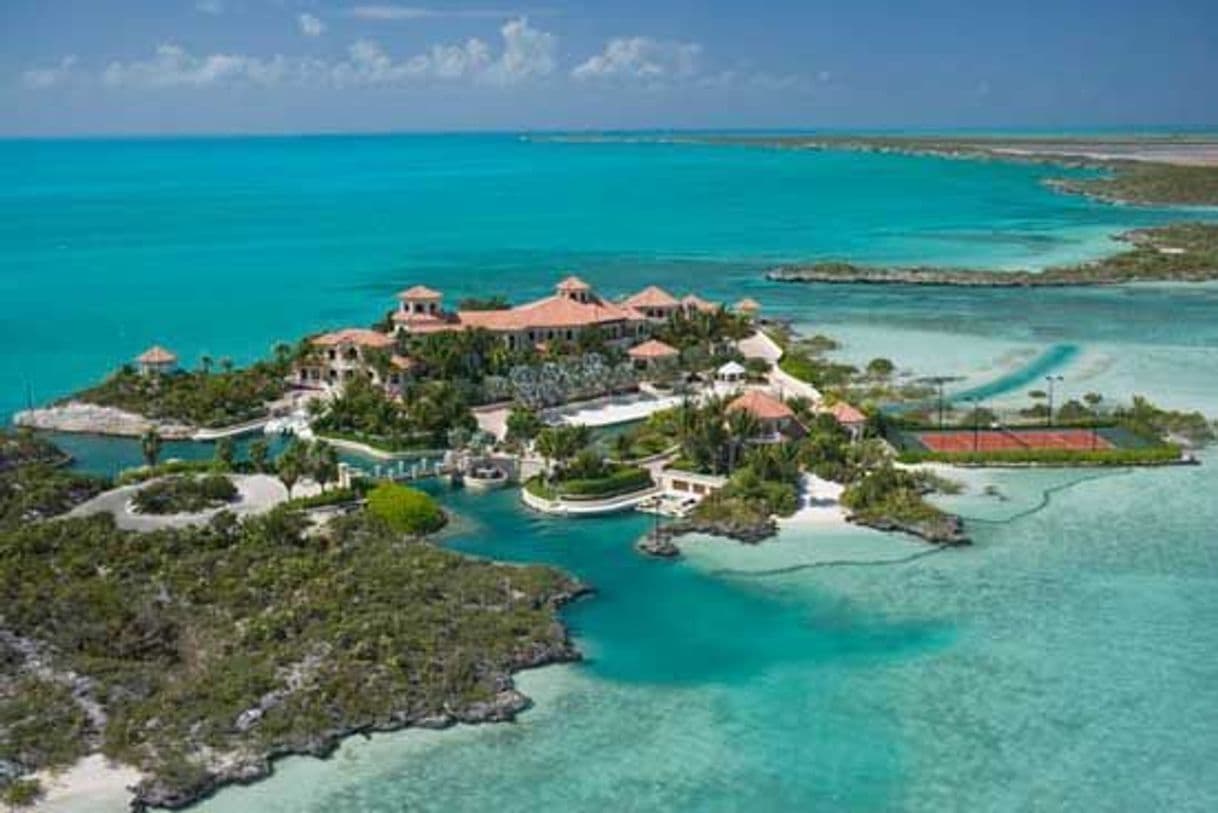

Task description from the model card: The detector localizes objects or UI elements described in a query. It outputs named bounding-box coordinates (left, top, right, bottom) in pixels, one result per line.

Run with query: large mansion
left=392, top=276, right=727, bottom=351
left=296, top=276, right=746, bottom=392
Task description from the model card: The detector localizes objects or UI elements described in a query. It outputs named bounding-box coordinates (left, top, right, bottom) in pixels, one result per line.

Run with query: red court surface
left=917, top=428, right=1111, bottom=453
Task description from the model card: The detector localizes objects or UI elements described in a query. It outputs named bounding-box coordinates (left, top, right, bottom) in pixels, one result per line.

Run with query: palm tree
left=726, top=409, right=761, bottom=472
left=276, top=440, right=309, bottom=499
left=214, top=436, right=236, bottom=470
left=1083, top=391, right=1104, bottom=450
left=140, top=428, right=162, bottom=468
left=219, top=357, right=235, bottom=374
left=199, top=354, right=214, bottom=376
left=248, top=437, right=270, bottom=473
left=311, top=441, right=339, bottom=493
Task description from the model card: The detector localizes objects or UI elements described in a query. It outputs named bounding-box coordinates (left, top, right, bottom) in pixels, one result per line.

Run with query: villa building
left=295, top=328, right=413, bottom=392
left=728, top=389, right=805, bottom=441
left=622, top=285, right=684, bottom=321
left=392, top=276, right=653, bottom=350
left=135, top=345, right=178, bottom=376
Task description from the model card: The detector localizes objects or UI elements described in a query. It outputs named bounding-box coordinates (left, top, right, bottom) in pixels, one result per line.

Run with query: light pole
left=1044, top=375, right=1063, bottom=428
left=967, top=396, right=981, bottom=451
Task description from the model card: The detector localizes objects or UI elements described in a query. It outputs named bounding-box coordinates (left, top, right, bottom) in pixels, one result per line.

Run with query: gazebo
left=627, top=338, right=680, bottom=370
left=135, top=345, right=178, bottom=376
left=715, top=360, right=747, bottom=385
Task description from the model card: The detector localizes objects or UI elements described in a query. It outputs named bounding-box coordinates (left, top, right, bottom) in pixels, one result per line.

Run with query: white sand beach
left=32, top=755, right=141, bottom=813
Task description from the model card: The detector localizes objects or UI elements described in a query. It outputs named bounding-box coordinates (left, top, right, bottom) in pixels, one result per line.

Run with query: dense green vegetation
left=70, top=361, right=288, bottom=428
left=0, top=429, right=69, bottom=471
left=0, top=464, right=108, bottom=530
left=841, top=465, right=959, bottom=537
left=528, top=428, right=654, bottom=500
left=365, top=482, right=446, bottom=533
left=0, top=497, right=580, bottom=805
left=1058, top=164, right=1218, bottom=206
left=131, top=474, right=239, bottom=515
left=312, top=375, right=475, bottom=450
left=457, top=295, right=511, bottom=311
left=1112, top=395, right=1215, bottom=445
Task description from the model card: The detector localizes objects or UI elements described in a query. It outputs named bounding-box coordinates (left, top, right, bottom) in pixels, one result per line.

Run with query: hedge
left=556, top=466, right=653, bottom=499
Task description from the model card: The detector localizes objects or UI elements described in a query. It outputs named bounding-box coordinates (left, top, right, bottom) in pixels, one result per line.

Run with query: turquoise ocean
left=6, top=135, right=1218, bottom=811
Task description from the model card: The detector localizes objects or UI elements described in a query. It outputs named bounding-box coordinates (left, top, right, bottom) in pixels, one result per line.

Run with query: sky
left=2, top=0, right=1217, bottom=136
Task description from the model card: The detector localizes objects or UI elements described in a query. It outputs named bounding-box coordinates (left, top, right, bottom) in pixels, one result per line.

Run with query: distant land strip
left=537, top=133, right=1218, bottom=206
left=766, top=223, right=1218, bottom=288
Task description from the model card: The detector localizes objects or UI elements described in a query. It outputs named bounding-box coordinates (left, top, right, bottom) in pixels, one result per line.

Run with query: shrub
left=366, top=482, right=446, bottom=534
left=132, top=475, right=238, bottom=515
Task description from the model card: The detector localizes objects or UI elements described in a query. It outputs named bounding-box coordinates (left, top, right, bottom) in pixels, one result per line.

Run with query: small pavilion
left=136, top=346, right=178, bottom=376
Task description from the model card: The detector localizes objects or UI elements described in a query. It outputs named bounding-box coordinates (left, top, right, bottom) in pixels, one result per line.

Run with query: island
left=0, top=432, right=588, bottom=810
left=767, top=223, right=1218, bottom=288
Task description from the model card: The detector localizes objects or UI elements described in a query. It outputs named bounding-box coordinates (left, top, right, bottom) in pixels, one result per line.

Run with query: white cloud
left=88, top=18, right=554, bottom=91
left=351, top=5, right=521, bottom=20
left=195, top=0, right=224, bottom=15
left=331, top=17, right=552, bottom=85
left=100, top=44, right=309, bottom=89
left=21, top=56, right=78, bottom=89
left=572, top=37, right=702, bottom=84
left=489, top=17, right=555, bottom=83
left=298, top=13, right=326, bottom=37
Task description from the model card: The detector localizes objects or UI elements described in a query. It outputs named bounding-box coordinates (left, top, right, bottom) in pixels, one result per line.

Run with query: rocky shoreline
left=127, top=583, right=592, bottom=811
left=846, top=513, right=970, bottom=546
left=635, top=510, right=968, bottom=557
left=12, top=401, right=196, bottom=439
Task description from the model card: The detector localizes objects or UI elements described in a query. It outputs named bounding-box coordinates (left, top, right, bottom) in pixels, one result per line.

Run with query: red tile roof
left=681, top=294, right=718, bottom=313
left=311, top=328, right=395, bottom=348
left=136, top=345, right=177, bottom=364
left=457, top=294, right=644, bottom=331
left=627, top=339, right=679, bottom=359
left=623, top=285, right=680, bottom=309
left=828, top=402, right=866, bottom=424
left=397, top=285, right=442, bottom=300
left=734, top=297, right=761, bottom=312
left=728, top=390, right=794, bottom=421
left=390, top=354, right=415, bottom=370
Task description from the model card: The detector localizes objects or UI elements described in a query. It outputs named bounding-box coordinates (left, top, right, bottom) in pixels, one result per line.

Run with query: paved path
left=69, top=474, right=319, bottom=532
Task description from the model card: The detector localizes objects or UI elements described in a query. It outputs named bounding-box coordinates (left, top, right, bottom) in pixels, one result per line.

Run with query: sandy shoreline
left=780, top=474, right=849, bottom=528
left=32, top=755, right=142, bottom=813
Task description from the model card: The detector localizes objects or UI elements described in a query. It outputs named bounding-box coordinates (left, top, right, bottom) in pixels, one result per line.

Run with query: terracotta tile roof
left=555, top=275, right=592, bottom=292
left=728, top=390, right=794, bottom=421
left=623, top=285, right=680, bottom=309
left=391, top=310, right=457, bottom=328
left=390, top=354, right=415, bottom=370
left=310, top=328, right=395, bottom=349
left=681, top=294, right=718, bottom=313
left=734, top=297, right=761, bottom=312
left=456, top=294, right=642, bottom=331
left=828, top=402, right=866, bottom=424
left=136, top=345, right=177, bottom=364
left=627, top=338, right=679, bottom=359
left=397, top=285, right=442, bottom=300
